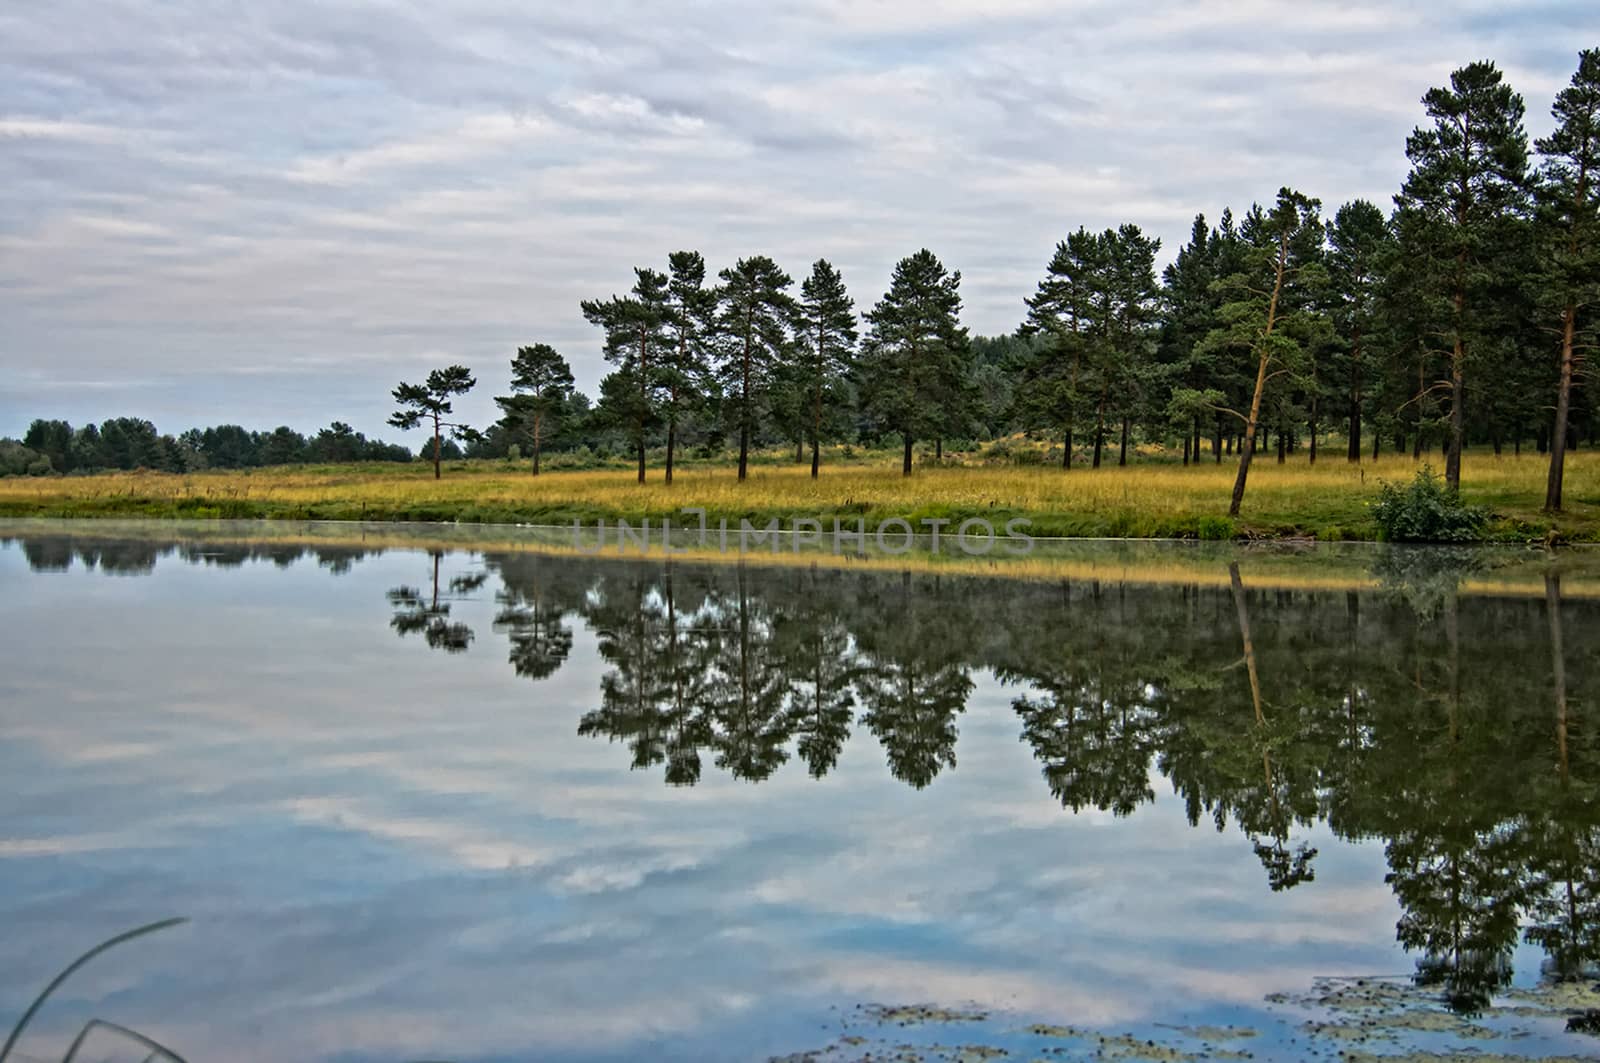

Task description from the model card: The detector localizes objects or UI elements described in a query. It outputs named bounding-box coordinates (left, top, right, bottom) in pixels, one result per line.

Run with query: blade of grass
left=0, top=918, right=187, bottom=1063
left=59, top=1019, right=187, bottom=1063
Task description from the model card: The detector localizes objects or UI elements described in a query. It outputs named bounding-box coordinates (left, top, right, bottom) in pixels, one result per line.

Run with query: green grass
left=2, top=445, right=1597, bottom=542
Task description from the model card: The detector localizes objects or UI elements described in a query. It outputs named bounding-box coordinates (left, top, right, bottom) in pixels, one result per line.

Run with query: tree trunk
left=738, top=320, right=752, bottom=482
left=902, top=433, right=913, bottom=476
left=1213, top=415, right=1222, bottom=463
left=1412, top=359, right=1425, bottom=460
left=1347, top=327, right=1362, bottom=462
left=811, top=389, right=823, bottom=479
left=795, top=438, right=803, bottom=464
left=532, top=412, right=542, bottom=476
left=1546, top=304, right=1578, bottom=511
left=1276, top=428, right=1286, bottom=464
left=1182, top=433, right=1190, bottom=466
left=1228, top=230, right=1288, bottom=518
left=665, top=420, right=676, bottom=485
left=1446, top=284, right=1466, bottom=490
left=1061, top=428, right=1071, bottom=469
left=1118, top=415, right=1129, bottom=466
left=1229, top=563, right=1263, bottom=725
left=1308, top=397, right=1318, bottom=464
left=432, top=418, right=441, bottom=480
left=637, top=437, right=646, bottom=484
left=935, top=437, right=943, bottom=461
left=1093, top=389, right=1109, bottom=468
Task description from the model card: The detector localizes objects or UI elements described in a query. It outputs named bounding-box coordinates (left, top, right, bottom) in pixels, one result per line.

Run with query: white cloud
left=0, top=0, right=1586, bottom=437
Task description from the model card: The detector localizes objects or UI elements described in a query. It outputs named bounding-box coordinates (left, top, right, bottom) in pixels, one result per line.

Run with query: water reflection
left=5, top=528, right=1598, bottom=1026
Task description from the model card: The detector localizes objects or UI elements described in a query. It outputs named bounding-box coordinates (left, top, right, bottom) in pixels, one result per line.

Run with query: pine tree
left=1100, top=224, right=1162, bottom=467
left=714, top=256, right=795, bottom=481
left=1199, top=189, right=1327, bottom=516
left=388, top=365, right=477, bottom=479
left=582, top=268, right=670, bottom=483
left=1019, top=229, right=1099, bottom=467
left=795, top=259, right=858, bottom=477
left=1327, top=200, right=1394, bottom=462
left=496, top=344, right=575, bottom=476
left=1161, top=211, right=1250, bottom=465
left=1396, top=61, right=1531, bottom=490
left=1537, top=49, right=1600, bottom=511
left=860, top=249, right=971, bottom=476
left=662, top=251, right=717, bottom=485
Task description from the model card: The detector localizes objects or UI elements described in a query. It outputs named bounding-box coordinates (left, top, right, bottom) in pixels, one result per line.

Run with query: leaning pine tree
left=1537, top=49, right=1600, bottom=512
left=858, top=249, right=971, bottom=476
left=795, top=259, right=858, bottom=478
left=1195, top=189, right=1327, bottom=517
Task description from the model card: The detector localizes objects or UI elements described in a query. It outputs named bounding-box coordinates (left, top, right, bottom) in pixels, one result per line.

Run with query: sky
left=1, top=1, right=1593, bottom=443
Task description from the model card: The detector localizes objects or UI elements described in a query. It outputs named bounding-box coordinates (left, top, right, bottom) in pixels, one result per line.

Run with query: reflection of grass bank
left=2, top=451, right=1598, bottom=542
left=5, top=517, right=1600, bottom=599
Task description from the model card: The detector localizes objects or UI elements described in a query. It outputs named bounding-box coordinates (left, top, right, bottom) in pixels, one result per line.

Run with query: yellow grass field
left=1, top=448, right=1597, bottom=541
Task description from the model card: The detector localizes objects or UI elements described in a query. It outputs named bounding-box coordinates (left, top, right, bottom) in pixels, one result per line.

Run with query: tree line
left=7, top=52, right=1596, bottom=514
left=6, top=418, right=417, bottom=476
left=418, top=50, right=1600, bottom=513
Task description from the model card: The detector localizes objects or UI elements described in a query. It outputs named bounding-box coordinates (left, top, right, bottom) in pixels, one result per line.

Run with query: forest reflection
left=8, top=531, right=1598, bottom=1015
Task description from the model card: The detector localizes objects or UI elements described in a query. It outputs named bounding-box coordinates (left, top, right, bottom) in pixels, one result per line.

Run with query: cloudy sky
left=2, top=1, right=1592, bottom=442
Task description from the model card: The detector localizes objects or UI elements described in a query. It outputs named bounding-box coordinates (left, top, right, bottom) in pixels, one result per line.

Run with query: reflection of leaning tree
left=1225, top=563, right=1320, bottom=891
left=386, top=550, right=485, bottom=653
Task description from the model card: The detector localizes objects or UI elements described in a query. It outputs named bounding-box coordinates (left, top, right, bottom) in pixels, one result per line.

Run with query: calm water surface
left=1, top=521, right=1597, bottom=1062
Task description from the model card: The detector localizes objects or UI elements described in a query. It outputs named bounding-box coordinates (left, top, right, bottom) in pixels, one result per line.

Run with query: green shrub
left=1371, top=466, right=1488, bottom=542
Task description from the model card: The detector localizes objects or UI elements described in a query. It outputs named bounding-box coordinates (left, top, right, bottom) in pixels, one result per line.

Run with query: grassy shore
left=1, top=448, right=1597, bottom=542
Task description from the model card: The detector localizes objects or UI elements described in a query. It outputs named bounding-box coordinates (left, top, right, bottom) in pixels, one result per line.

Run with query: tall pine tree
left=582, top=268, right=671, bottom=483
left=1327, top=200, right=1394, bottom=463
left=795, top=259, right=858, bottom=478
left=715, top=256, right=795, bottom=481
left=1537, top=49, right=1600, bottom=511
left=662, top=251, right=717, bottom=485
left=497, top=344, right=574, bottom=475
left=859, top=250, right=971, bottom=476
left=1396, top=61, right=1530, bottom=490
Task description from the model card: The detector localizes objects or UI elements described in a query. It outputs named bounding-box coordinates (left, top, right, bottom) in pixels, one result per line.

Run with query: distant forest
left=6, top=53, right=1598, bottom=510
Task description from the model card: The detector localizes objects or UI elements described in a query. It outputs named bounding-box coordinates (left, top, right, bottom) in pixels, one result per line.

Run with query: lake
left=1, top=519, right=1597, bottom=1063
